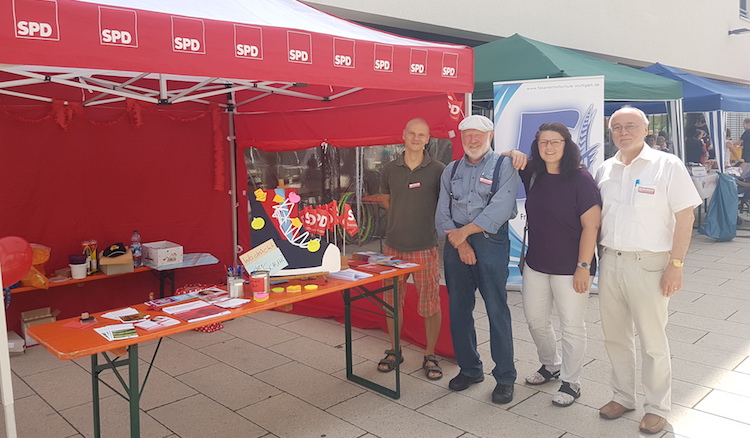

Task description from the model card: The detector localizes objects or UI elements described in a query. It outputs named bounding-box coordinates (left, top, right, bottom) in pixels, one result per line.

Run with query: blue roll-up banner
left=492, top=76, right=605, bottom=290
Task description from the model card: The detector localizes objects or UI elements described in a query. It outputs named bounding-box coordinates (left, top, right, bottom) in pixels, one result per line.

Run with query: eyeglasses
left=610, top=123, right=642, bottom=133
left=538, top=139, right=564, bottom=147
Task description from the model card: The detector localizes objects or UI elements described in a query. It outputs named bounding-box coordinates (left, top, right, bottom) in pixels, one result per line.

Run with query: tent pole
left=0, top=267, right=18, bottom=438
left=227, top=90, right=239, bottom=264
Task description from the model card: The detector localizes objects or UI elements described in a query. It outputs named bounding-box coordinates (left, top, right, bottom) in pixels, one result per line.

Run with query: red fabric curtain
left=0, top=101, right=233, bottom=333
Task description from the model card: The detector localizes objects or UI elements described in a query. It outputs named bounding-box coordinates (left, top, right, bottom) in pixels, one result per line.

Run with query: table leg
left=128, top=344, right=140, bottom=438
left=91, top=354, right=101, bottom=438
left=343, top=280, right=401, bottom=399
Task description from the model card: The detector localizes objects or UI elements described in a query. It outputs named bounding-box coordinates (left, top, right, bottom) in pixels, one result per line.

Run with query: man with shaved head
left=377, top=118, right=446, bottom=381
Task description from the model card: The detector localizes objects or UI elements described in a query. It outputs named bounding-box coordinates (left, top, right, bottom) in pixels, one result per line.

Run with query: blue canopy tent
left=606, top=63, right=750, bottom=170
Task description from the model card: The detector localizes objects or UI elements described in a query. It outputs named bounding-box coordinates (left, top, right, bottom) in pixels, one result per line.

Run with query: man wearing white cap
left=435, top=114, right=524, bottom=404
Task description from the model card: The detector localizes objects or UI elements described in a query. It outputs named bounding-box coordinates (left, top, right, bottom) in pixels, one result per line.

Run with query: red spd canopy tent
left=0, top=0, right=472, bottom=333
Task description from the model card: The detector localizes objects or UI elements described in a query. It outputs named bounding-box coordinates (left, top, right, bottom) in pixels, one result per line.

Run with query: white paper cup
left=70, top=263, right=87, bottom=279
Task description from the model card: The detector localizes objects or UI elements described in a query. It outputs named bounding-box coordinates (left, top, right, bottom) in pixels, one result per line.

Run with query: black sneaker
left=492, top=383, right=514, bottom=404
left=448, top=373, right=484, bottom=391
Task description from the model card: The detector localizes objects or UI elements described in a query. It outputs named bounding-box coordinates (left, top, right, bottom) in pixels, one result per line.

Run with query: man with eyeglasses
left=595, top=107, right=701, bottom=434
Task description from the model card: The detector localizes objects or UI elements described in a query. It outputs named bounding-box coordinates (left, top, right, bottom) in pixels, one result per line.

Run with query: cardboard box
left=99, top=248, right=135, bottom=275
left=7, top=331, right=24, bottom=353
left=143, top=241, right=183, bottom=267
left=21, top=308, right=60, bottom=346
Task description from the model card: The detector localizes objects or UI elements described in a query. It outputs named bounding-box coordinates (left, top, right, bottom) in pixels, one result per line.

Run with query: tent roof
left=641, top=63, right=750, bottom=112
left=0, top=0, right=473, bottom=105
left=473, top=34, right=681, bottom=101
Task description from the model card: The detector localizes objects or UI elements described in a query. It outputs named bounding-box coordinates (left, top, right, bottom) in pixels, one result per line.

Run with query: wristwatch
left=576, top=262, right=590, bottom=269
left=670, top=259, right=684, bottom=268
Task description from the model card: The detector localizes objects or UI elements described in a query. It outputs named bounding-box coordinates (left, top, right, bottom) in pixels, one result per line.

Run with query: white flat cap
left=458, top=115, right=493, bottom=132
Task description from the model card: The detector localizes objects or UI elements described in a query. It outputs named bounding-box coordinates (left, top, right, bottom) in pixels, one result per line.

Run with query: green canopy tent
left=472, top=34, right=686, bottom=155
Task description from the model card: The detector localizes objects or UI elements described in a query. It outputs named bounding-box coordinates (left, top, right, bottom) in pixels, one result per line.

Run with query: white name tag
left=409, top=182, right=421, bottom=189
left=479, top=177, right=492, bottom=185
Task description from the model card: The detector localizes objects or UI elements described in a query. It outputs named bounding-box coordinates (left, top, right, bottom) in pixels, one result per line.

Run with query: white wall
left=305, top=0, right=750, bottom=85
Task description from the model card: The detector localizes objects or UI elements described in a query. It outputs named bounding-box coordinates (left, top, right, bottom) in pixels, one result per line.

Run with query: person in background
left=738, top=118, right=750, bottom=163
left=377, top=118, right=445, bottom=380
left=693, top=116, right=714, bottom=159
left=645, top=135, right=657, bottom=149
left=656, top=136, right=669, bottom=153
left=505, top=123, right=601, bottom=407
left=725, top=128, right=741, bottom=166
left=596, top=106, right=701, bottom=435
left=684, top=127, right=706, bottom=164
left=435, top=114, right=522, bottom=404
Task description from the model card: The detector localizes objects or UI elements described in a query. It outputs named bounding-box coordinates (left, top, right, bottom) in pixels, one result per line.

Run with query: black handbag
left=519, top=173, right=536, bottom=274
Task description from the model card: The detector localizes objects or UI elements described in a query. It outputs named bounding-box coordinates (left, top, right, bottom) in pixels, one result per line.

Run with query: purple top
left=521, top=167, right=601, bottom=275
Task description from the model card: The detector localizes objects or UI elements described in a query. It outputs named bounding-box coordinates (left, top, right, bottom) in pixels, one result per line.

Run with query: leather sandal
left=525, top=365, right=560, bottom=385
left=377, top=349, right=403, bottom=373
left=422, top=355, right=443, bottom=380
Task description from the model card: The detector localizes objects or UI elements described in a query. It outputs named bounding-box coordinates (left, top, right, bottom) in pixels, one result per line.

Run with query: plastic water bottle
left=131, top=230, right=142, bottom=268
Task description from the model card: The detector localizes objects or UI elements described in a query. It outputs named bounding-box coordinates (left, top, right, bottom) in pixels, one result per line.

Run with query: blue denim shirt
left=435, top=151, right=518, bottom=235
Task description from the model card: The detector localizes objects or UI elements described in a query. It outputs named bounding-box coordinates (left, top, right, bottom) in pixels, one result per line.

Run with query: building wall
left=305, top=0, right=750, bottom=85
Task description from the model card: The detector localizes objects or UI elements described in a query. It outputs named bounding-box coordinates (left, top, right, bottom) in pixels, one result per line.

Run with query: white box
left=143, top=241, right=183, bottom=267
left=7, top=331, right=24, bottom=353
left=20, top=307, right=60, bottom=347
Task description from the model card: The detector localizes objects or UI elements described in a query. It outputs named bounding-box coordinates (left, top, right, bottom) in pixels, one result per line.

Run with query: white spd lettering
left=174, top=37, right=201, bottom=51
left=334, top=55, right=352, bottom=66
left=289, top=50, right=309, bottom=61
left=102, top=29, right=132, bottom=44
left=410, top=63, right=425, bottom=74
left=442, top=66, right=456, bottom=76
left=17, top=21, right=53, bottom=37
left=236, top=44, right=259, bottom=57
left=374, top=59, right=390, bottom=70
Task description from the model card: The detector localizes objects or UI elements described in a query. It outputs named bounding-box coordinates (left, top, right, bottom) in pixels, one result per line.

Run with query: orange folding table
left=28, top=265, right=421, bottom=438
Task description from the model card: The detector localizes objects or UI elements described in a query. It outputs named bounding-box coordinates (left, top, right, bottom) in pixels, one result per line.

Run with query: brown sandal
left=377, top=349, right=403, bottom=372
left=423, top=355, right=443, bottom=380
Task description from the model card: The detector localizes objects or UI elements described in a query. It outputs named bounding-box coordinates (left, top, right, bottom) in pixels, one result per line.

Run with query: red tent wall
left=0, top=102, right=233, bottom=334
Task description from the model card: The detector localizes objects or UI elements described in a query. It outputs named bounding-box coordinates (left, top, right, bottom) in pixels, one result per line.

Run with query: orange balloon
left=0, top=236, right=34, bottom=286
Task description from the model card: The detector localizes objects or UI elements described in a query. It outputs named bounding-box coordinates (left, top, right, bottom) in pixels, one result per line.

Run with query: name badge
left=409, top=182, right=421, bottom=189
left=637, top=187, right=655, bottom=194
left=479, top=177, right=493, bottom=185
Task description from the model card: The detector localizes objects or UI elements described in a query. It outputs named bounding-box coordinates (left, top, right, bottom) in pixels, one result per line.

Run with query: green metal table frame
left=85, top=278, right=402, bottom=437
left=343, top=279, right=401, bottom=399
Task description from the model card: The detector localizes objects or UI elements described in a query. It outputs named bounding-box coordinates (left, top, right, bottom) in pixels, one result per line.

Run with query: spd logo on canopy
left=171, top=16, right=205, bottom=54
left=13, top=0, right=60, bottom=41
left=99, top=6, right=138, bottom=47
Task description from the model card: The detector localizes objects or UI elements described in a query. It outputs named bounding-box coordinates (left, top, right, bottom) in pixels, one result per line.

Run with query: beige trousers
left=598, top=247, right=671, bottom=418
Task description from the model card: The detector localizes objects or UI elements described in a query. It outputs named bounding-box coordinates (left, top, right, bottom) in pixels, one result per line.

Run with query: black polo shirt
left=380, top=151, right=445, bottom=252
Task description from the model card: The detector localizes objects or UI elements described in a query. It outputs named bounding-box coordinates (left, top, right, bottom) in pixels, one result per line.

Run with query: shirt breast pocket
left=633, top=183, right=657, bottom=207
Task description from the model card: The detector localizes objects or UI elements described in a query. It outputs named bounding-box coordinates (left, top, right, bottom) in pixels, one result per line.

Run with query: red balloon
left=0, top=236, right=34, bottom=286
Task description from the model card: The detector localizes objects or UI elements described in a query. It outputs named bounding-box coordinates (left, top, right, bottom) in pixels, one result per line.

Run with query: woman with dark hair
left=504, top=122, right=601, bottom=407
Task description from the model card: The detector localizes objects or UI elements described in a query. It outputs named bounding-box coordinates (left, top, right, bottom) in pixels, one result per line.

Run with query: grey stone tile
left=255, top=361, right=364, bottom=409
left=267, top=334, right=351, bottom=374
left=176, top=362, right=280, bottom=410
left=669, top=312, right=750, bottom=339
left=694, top=389, right=750, bottom=424
left=279, top=315, right=366, bottom=346
left=421, top=392, right=563, bottom=437
left=239, top=393, right=364, bottom=438
left=734, top=356, right=750, bottom=375
left=169, top=325, right=236, bottom=349
left=21, top=363, right=111, bottom=411
left=199, top=338, right=291, bottom=375
left=694, top=332, right=750, bottom=353
left=247, top=308, right=308, bottom=326
left=220, top=315, right=300, bottom=348
left=9, top=370, right=35, bottom=399
left=139, top=338, right=218, bottom=377
left=0, top=394, right=78, bottom=438
left=327, top=392, right=462, bottom=438
left=59, top=394, right=172, bottom=438
left=9, top=344, right=71, bottom=377
left=507, top=391, right=638, bottom=438
left=668, top=403, right=750, bottom=438
left=149, top=394, right=266, bottom=438
left=669, top=338, right=746, bottom=370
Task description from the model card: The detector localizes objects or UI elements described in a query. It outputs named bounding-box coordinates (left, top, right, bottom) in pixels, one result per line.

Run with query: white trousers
left=521, top=265, right=589, bottom=385
left=599, top=247, right=671, bottom=417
